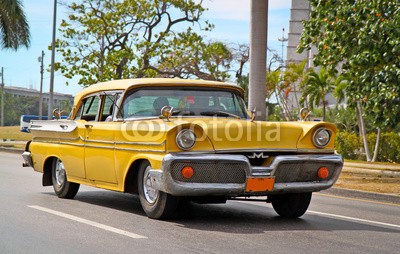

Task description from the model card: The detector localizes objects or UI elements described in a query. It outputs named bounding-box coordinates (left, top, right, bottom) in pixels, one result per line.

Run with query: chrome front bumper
left=149, top=153, right=343, bottom=196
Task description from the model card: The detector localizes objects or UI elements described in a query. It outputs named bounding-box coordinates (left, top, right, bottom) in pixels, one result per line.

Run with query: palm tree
left=0, top=0, right=30, bottom=50
left=301, top=67, right=337, bottom=121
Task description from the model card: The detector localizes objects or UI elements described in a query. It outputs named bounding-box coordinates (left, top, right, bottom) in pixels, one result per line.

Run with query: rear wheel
left=138, top=161, right=178, bottom=219
left=52, top=158, right=80, bottom=199
left=270, top=192, right=312, bottom=218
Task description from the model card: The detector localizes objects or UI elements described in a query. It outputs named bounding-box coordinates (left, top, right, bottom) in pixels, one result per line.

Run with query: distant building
left=3, top=86, right=73, bottom=106
left=286, top=0, right=337, bottom=115
left=287, top=0, right=313, bottom=66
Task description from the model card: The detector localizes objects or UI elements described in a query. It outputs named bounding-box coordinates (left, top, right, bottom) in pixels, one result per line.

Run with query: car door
left=81, top=93, right=118, bottom=185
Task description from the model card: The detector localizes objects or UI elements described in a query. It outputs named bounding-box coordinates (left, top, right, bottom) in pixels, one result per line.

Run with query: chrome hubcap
left=143, top=165, right=158, bottom=204
left=55, top=159, right=66, bottom=186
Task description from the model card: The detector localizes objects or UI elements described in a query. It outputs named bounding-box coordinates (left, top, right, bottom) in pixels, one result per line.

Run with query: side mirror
left=250, top=107, right=256, bottom=122
left=300, top=107, right=310, bottom=121
left=161, top=105, right=173, bottom=121
left=53, top=108, right=63, bottom=120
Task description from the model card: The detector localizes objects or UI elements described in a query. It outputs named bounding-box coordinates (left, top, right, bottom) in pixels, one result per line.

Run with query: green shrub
left=378, top=132, right=400, bottom=163
left=335, top=132, right=361, bottom=160
left=335, top=131, right=400, bottom=163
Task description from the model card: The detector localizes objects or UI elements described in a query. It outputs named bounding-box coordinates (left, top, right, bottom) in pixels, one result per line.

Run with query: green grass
left=0, top=126, right=32, bottom=141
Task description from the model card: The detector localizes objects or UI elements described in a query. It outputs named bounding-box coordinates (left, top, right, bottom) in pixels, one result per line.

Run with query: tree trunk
left=357, top=101, right=371, bottom=162
left=371, top=128, right=381, bottom=162
left=249, top=0, right=268, bottom=120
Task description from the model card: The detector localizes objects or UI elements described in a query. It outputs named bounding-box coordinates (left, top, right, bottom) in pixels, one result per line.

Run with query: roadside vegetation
left=266, top=1, right=400, bottom=163
left=0, top=126, right=31, bottom=141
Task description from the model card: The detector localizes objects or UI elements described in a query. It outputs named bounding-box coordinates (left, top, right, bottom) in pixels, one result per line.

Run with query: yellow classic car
left=22, top=78, right=343, bottom=219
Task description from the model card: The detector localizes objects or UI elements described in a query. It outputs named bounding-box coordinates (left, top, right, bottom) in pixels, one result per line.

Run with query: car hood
left=169, top=118, right=307, bottom=151
left=119, top=117, right=336, bottom=152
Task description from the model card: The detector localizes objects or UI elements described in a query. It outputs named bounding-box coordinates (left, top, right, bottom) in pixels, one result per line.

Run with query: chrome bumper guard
left=22, top=151, right=34, bottom=168
left=149, top=153, right=343, bottom=197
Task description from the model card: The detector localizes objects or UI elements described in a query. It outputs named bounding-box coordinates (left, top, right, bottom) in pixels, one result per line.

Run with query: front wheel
left=138, top=161, right=179, bottom=219
left=52, top=158, right=80, bottom=199
left=270, top=192, right=312, bottom=218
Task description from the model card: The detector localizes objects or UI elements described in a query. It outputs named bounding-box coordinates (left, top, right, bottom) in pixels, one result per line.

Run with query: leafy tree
left=56, top=0, right=218, bottom=86
left=299, top=0, right=400, bottom=128
left=325, top=106, right=358, bottom=133
left=238, top=74, right=249, bottom=105
left=156, top=38, right=233, bottom=81
left=233, top=43, right=249, bottom=83
left=281, top=60, right=308, bottom=117
left=0, top=0, right=30, bottom=50
left=1, top=94, right=41, bottom=126
left=268, top=61, right=309, bottom=121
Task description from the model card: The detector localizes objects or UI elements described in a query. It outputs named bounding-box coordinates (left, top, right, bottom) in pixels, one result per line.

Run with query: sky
left=0, top=0, right=291, bottom=96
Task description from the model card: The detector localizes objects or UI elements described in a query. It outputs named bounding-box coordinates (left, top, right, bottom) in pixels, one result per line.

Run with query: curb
left=0, top=147, right=24, bottom=154
left=342, top=166, right=400, bottom=177
left=321, top=187, right=400, bottom=205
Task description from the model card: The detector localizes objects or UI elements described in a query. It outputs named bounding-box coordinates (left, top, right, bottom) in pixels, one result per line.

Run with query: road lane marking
left=315, top=193, right=400, bottom=207
left=308, top=210, right=400, bottom=230
left=28, top=205, right=147, bottom=239
left=235, top=200, right=400, bottom=230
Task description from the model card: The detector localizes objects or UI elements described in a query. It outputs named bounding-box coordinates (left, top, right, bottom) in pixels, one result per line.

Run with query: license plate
left=245, top=177, right=275, bottom=192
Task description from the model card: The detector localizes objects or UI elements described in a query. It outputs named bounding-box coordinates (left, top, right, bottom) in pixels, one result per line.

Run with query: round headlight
left=313, top=128, right=331, bottom=148
left=176, top=129, right=196, bottom=150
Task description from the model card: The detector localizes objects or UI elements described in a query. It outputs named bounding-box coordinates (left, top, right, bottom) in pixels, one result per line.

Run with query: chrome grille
left=274, top=162, right=335, bottom=183
left=170, top=161, right=247, bottom=184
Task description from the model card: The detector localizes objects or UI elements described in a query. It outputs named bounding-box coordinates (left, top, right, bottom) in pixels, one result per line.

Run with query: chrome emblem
left=247, top=152, right=269, bottom=159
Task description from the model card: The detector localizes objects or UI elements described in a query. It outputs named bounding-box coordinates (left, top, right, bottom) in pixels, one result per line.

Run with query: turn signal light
left=181, top=166, right=194, bottom=179
left=317, top=167, right=329, bottom=179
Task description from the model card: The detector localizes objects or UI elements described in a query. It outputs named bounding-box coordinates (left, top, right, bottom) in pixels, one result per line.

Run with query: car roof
left=74, top=78, right=244, bottom=105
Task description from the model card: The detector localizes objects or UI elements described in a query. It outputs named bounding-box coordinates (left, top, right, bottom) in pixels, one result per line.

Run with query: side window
left=101, top=93, right=121, bottom=121
left=80, top=96, right=100, bottom=121
left=74, top=104, right=83, bottom=120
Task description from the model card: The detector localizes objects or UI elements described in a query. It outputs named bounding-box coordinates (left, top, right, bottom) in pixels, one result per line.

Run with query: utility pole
left=48, top=0, right=57, bottom=118
left=38, top=50, right=45, bottom=120
left=278, top=28, right=288, bottom=67
left=0, top=67, right=4, bottom=126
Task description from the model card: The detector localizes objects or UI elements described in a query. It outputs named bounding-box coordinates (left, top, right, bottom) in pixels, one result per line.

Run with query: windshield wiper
left=200, top=111, right=241, bottom=119
left=170, top=110, right=194, bottom=116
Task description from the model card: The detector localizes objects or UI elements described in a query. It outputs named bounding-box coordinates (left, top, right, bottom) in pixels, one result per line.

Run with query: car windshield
left=120, top=88, right=248, bottom=119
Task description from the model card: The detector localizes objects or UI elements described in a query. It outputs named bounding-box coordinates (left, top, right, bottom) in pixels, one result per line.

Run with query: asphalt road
left=1, top=152, right=399, bottom=254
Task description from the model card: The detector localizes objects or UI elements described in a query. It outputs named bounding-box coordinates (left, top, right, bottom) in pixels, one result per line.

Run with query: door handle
left=85, top=124, right=93, bottom=128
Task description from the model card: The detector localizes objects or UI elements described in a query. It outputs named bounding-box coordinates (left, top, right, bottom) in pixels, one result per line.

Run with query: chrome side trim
left=84, top=144, right=114, bottom=150
left=33, top=137, right=80, bottom=142
left=84, top=139, right=115, bottom=144
left=31, top=138, right=164, bottom=147
left=77, top=138, right=165, bottom=147
left=59, top=142, right=85, bottom=147
left=30, top=140, right=164, bottom=153
left=115, top=141, right=165, bottom=146
left=114, top=147, right=164, bottom=153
